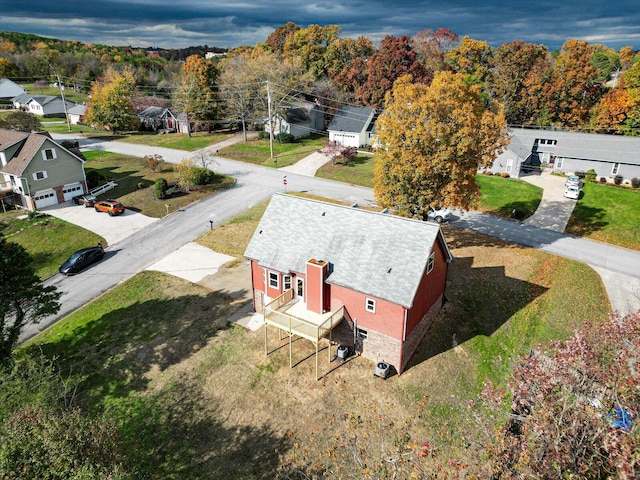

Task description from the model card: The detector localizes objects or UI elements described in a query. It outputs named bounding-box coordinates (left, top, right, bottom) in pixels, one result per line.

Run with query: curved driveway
left=20, top=136, right=640, bottom=342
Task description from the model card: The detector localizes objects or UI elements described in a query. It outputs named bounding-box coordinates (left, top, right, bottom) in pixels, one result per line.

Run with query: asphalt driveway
left=42, top=201, right=158, bottom=246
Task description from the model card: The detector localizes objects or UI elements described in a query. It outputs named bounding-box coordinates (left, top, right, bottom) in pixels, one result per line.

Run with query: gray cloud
left=1, top=0, right=638, bottom=50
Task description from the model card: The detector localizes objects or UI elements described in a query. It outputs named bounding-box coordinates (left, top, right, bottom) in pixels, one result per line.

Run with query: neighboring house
left=67, top=104, right=88, bottom=125
left=244, top=193, right=453, bottom=377
left=0, top=129, right=88, bottom=210
left=265, top=101, right=324, bottom=139
left=25, top=95, right=76, bottom=118
left=11, top=92, right=32, bottom=110
left=138, top=106, right=178, bottom=132
left=0, top=78, right=26, bottom=104
left=491, top=127, right=640, bottom=182
left=327, top=106, right=377, bottom=148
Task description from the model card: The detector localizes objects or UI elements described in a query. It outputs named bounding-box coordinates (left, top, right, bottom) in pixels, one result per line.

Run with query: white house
left=327, top=106, right=377, bottom=148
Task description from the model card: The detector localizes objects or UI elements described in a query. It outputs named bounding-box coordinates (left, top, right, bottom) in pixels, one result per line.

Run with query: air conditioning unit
left=336, top=345, right=349, bottom=361
left=374, top=361, right=391, bottom=379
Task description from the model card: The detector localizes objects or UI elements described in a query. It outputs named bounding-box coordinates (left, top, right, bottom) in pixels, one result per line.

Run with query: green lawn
left=0, top=211, right=104, bottom=279
left=83, top=151, right=235, bottom=217
left=18, top=201, right=610, bottom=477
left=474, top=174, right=543, bottom=218
left=315, top=153, right=376, bottom=187
left=81, top=130, right=231, bottom=151
left=566, top=182, right=640, bottom=250
left=220, top=134, right=325, bottom=167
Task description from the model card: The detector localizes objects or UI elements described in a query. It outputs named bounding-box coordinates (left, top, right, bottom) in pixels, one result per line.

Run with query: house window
left=356, top=328, right=368, bottom=340
left=365, top=298, right=376, bottom=313
left=33, top=171, right=48, bottom=181
left=427, top=252, right=435, bottom=274
left=296, top=278, right=304, bottom=298
left=42, top=148, right=57, bottom=161
left=283, top=275, right=292, bottom=291
left=268, top=271, right=279, bottom=289
left=612, top=163, right=620, bottom=175
left=556, top=158, right=564, bottom=170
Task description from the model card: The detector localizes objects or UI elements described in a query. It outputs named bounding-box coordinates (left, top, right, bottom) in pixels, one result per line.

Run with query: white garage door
left=33, top=189, right=58, bottom=208
left=62, top=182, right=83, bottom=201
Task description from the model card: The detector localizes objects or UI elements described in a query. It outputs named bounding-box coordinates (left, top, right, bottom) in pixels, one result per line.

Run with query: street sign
left=283, top=178, right=288, bottom=186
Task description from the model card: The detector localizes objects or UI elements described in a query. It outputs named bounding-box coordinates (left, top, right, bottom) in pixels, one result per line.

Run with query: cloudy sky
left=2, top=0, right=639, bottom=51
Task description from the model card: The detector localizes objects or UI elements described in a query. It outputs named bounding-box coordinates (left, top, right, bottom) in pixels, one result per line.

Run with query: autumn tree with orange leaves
left=373, top=73, right=508, bottom=219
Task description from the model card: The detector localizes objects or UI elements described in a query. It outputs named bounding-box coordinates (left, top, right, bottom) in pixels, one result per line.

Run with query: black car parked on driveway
left=59, top=244, right=104, bottom=275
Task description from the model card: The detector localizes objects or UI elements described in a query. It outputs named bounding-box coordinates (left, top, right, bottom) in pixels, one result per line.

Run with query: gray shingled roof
left=244, top=194, right=452, bottom=308
left=510, top=128, right=640, bottom=165
left=327, top=106, right=375, bottom=134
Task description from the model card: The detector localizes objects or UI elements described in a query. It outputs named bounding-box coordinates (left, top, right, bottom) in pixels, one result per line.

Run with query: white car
left=564, top=185, right=580, bottom=199
left=427, top=207, right=452, bottom=223
left=565, top=175, right=583, bottom=188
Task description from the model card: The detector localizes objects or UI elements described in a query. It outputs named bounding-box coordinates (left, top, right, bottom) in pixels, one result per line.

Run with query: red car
left=94, top=199, right=125, bottom=216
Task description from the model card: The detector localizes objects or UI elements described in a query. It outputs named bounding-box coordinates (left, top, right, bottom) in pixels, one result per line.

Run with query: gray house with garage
left=490, top=127, right=640, bottom=183
left=0, top=129, right=87, bottom=210
left=327, top=106, right=378, bottom=148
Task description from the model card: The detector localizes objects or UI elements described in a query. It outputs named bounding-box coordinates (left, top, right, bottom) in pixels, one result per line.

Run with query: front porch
left=263, top=289, right=345, bottom=379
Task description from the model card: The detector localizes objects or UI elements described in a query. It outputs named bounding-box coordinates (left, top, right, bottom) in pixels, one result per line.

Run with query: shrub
left=585, top=169, right=597, bottom=183
left=501, top=172, right=510, bottom=178
left=275, top=132, right=295, bottom=144
left=631, top=178, right=640, bottom=189
left=193, top=167, right=215, bottom=186
left=614, top=175, right=623, bottom=185
left=599, top=177, right=607, bottom=184
left=85, top=170, right=105, bottom=189
left=257, top=131, right=270, bottom=140
left=484, top=170, right=493, bottom=175
left=154, top=178, right=168, bottom=199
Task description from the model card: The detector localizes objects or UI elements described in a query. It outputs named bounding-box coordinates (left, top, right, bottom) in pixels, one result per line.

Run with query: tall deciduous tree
left=547, top=39, right=603, bottom=128
left=172, top=55, right=219, bottom=134
left=357, top=35, right=426, bottom=109
left=445, top=36, right=493, bottom=85
left=283, top=24, right=341, bottom=79
left=373, top=73, right=508, bottom=218
left=488, top=41, right=552, bottom=125
left=412, top=28, right=459, bottom=79
left=0, top=234, right=60, bottom=365
left=86, top=68, right=139, bottom=134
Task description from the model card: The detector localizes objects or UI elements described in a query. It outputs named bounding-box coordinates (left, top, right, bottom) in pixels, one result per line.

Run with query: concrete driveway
left=42, top=201, right=158, bottom=246
left=520, top=170, right=577, bottom=232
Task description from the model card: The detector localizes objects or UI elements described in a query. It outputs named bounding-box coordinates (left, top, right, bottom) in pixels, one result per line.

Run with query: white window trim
left=33, top=170, right=48, bottom=181
left=283, top=275, right=292, bottom=291
left=612, top=163, right=620, bottom=175
left=427, top=252, right=435, bottom=274
left=356, top=328, right=368, bottom=340
left=42, top=148, right=57, bottom=161
left=365, top=298, right=376, bottom=313
left=268, top=271, right=279, bottom=289
left=556, top=157, right=564, bottom=169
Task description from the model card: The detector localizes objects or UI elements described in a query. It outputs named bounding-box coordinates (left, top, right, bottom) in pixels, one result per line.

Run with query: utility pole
left=266, top=80, right=274, bottom=160
left=49, top=64, right=72, bottom=132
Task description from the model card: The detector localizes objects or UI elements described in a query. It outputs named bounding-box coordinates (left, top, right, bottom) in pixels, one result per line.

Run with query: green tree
left=0, top=234, right=60, bottom=366
left=85, top=68, right=139, bottom=134
left=0, top=57, right=19, bottom=77
left=488, top=41, right=552, bottom=125
left=0, top=356, right=133, bottom=479
left=283, top=24, right=342, bottom=79
left=0, top=111, right=43, bottom=132
left=172, top=55, right=219, bottom=134
left=373, top=73, right=508, bottom=218
left=445, top=36, right=494, bottom=85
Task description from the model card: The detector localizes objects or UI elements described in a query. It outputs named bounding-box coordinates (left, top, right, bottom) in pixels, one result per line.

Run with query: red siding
left=250, top=260, right=265, bottom=292
left=329, top=284, right=405, bottom=339
left=405, top=240, right=448, bottom=337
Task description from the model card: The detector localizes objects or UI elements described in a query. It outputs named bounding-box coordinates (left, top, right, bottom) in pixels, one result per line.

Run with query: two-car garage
left=33, top=182, right=84, bottom=209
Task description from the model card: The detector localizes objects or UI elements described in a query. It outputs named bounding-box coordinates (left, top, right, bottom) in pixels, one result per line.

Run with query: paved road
left=22, top=135, right=640, bottom=341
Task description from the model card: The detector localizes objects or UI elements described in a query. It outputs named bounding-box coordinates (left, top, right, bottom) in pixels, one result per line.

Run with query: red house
left=244, top=194, right=453, bottom=377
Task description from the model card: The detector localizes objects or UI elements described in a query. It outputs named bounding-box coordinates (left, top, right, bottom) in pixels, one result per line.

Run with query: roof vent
left=321, top=212, right=326, bottom=216
left=387, top=268, right=392, bottom=274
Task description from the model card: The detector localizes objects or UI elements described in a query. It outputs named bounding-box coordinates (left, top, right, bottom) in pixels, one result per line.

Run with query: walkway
left=279, top=151, right=330, bottom=176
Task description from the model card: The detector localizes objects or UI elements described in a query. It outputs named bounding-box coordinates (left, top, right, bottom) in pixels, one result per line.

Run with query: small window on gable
left=283, top=275, right=292, bottom=291
left=33, top=171, right=47, bottom=181
left=612, top=162, right=620, bottom=175
left=42, top=148, right=56, bottom=161
left=268, top=271, right=279, bottom=289
left=427, top=252, right=435, bottom=274
left=365, top=298, right=376, bottom=313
